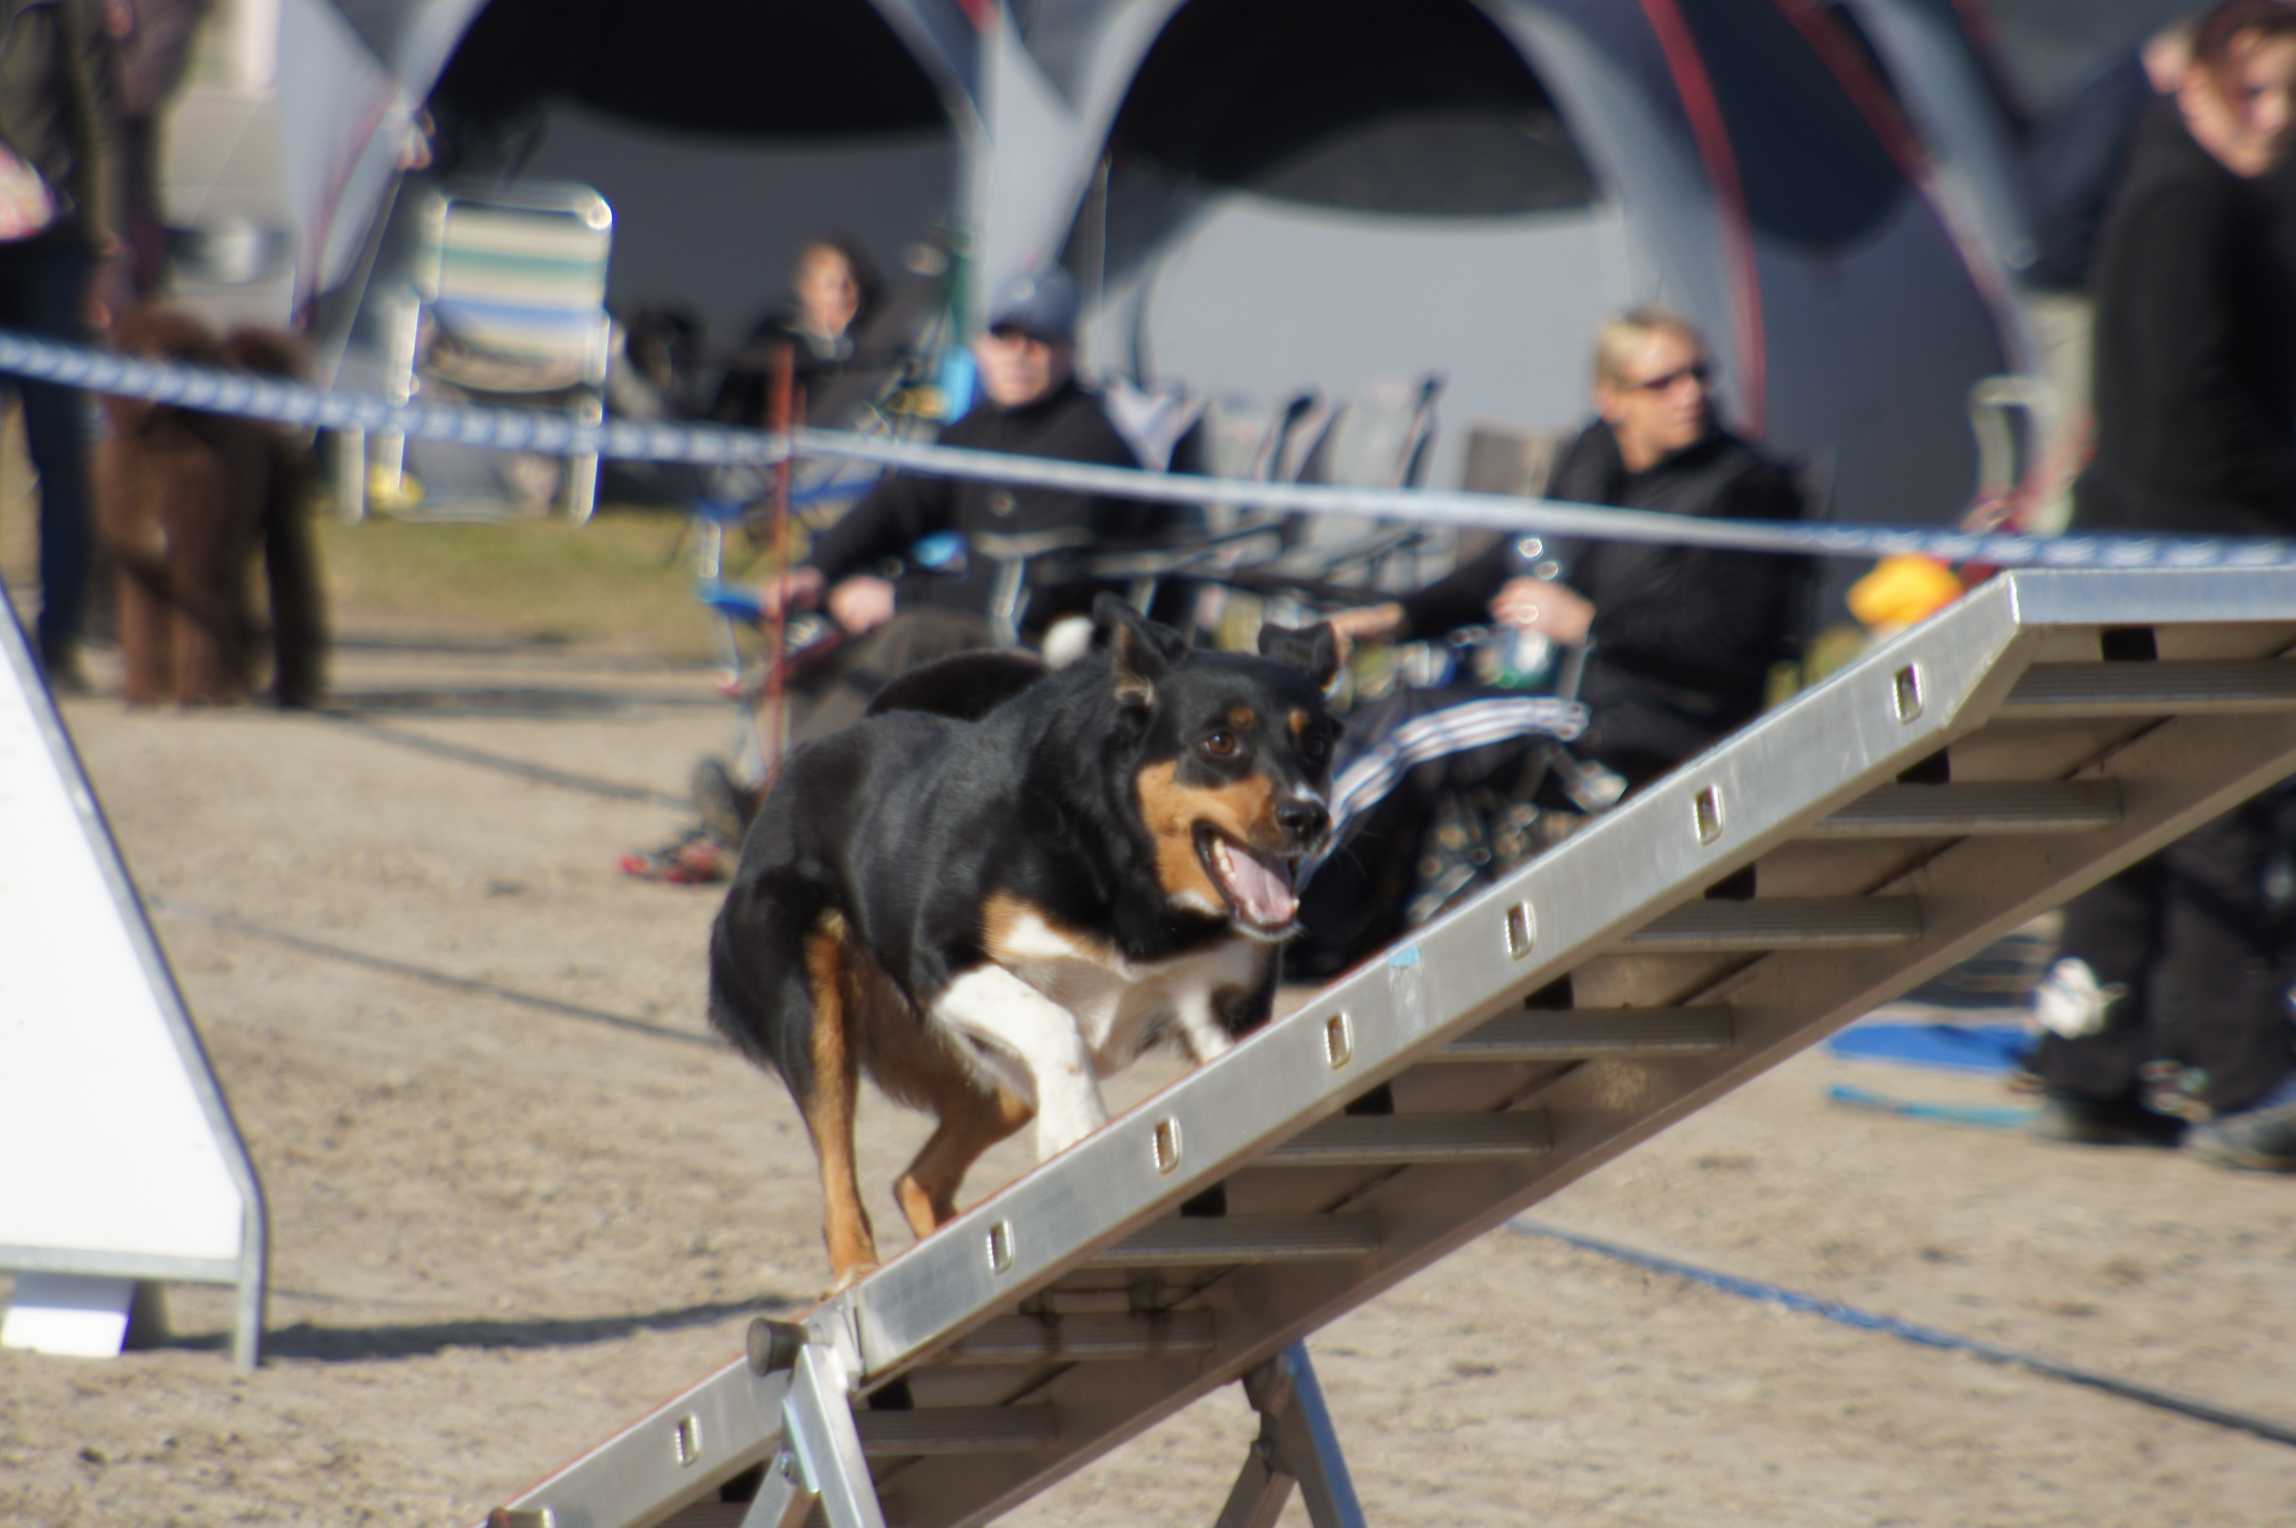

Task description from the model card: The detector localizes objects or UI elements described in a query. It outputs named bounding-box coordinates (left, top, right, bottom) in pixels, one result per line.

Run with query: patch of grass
left=313, top=509, right=733, bottom=659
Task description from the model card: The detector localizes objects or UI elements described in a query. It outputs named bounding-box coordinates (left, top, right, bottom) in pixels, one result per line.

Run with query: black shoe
left=34, top=639, right=89, bottom=696
left=2186, top=1098, right=2296, bottom=1172
left=2028, top=1090, right=2186, bottom=1148
left=689, top=757, right=757, bottom=848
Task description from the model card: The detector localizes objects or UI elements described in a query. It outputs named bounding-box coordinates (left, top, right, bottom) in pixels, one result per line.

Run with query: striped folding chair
left=357, top=181, right=615, bottom=522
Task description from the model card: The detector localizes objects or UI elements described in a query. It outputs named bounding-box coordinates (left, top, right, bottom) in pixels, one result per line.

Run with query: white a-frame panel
left=0, top=592, right=267, bottom=1369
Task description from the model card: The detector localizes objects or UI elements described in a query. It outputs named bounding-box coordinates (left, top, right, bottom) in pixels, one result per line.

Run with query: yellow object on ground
left=1848, top=554, right=1965, bottom=633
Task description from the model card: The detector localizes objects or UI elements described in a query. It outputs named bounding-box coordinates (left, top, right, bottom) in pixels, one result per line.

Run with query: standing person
left=103, top=0, right=209, bottom=297
left=623, top=266, right=1165, bottom=884
left=2025, top=0, right=2296, bottom=1166
left=0, top=0, right=124, bottom=689
left=1294, top=307, right=1808, bottom=977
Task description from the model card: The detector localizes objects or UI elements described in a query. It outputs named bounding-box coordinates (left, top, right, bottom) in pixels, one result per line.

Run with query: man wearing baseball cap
left=621, top=266, right=1167, bottom=883
left=756, top=264, right=1161, bottom=638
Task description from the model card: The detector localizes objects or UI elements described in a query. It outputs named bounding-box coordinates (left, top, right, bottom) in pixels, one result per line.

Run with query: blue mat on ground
left=1826, top=1084, right=2038, bottom=1132
left=1824, top=1021, right=2031, bottom=1075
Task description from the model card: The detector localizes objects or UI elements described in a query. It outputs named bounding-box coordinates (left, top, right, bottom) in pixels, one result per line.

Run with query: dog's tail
left=706, top=878, right=829, bottom=1094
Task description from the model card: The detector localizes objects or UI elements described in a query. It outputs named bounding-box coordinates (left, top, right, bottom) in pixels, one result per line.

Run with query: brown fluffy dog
left=95, top=305, right=325, bottom=707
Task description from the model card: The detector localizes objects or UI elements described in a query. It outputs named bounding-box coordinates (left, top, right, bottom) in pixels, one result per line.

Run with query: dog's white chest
left=985, top=908, right=1263, bottom=1073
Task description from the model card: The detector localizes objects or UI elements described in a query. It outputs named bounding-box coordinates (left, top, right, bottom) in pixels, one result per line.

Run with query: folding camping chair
left=340, top=180, right=615, bottom=522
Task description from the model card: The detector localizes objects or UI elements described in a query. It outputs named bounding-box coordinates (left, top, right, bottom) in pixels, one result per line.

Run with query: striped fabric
left=424, top=191, right=611, bottom=366
left=1326, top=692, right=1589, bottom=842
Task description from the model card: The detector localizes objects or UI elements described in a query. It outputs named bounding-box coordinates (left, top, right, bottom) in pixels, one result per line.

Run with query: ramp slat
left=938, top=1313, right=1219, bottom=1367
left=855, top=1408, right=1059, bottom=1457
left=1263, top=1112, right=1551, bottom=1168
left=1089, top=1216, right=1382, bottom=1268
left=1808, top=781, right=2123, bottom=837
left=1627, top=897, right=1923, bottom=951
left=1998, top=660, right=2296, bottom=718
left=1434, top=1007, right=1737, bottom=1062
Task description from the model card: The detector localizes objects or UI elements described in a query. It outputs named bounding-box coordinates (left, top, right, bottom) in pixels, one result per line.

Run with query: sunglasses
left=1624, top=360, right=1713, bottom=393
left=985, top=324, right=1064, bottom=345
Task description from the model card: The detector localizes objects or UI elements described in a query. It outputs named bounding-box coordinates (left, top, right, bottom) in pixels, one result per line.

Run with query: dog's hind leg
left=94, top=441, right=170, bottom=705
left=800, top=917, right=880, bottom=1292
left=112, top=560, right=171, bottom=705
left=893, top=1081, right=1033, bottom=1241
left=257, top=443, right=326, bottom=707
left=158, top=449, right=250, bottom=705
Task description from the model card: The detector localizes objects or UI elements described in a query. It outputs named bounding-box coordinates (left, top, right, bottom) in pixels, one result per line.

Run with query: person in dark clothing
left=2025, top=0, right=2296, bottom=1168
left=104, top=0, right=209, bottom=297
left=1294, top=308, right=1807, bottom=975
left=2074, top=48, right=2296, bottom=534
left=623, top=266, right=1165, bottom=884
left=2021, top=25, right=2195, bottom=295
left=752, top=265, right=1159, bottom=638
left=710, top=236, right=888, bottom=432
left=0, top=0, right=123, bottom=689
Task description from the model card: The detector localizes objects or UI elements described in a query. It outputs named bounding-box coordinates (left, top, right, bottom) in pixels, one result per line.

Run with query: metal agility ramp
left=487, top=569, right=2296, bottom=1528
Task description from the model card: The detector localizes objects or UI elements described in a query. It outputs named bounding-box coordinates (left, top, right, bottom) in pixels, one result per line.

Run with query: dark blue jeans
left=0, top=230, right=96, bottom=663
left=2035, top=784, right=2296, bottom=1114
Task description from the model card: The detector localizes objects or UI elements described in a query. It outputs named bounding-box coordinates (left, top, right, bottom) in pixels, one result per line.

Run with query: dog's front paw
left=1033, top=1103, right=1109, bottom=1161
left=823, top=1260, right=879, bottom=1299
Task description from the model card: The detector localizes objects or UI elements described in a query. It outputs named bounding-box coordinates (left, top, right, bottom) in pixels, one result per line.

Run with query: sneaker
left=35, top=638, right=90, bottom=696
left=2028, top=1089, right=2186, bottom=1148
left=2030, top=958, right=2124, bottom=1040
left=2185, top=1098, right=2296, bottom=1172
left=688, top=757, right=758, bottom=849
left=617, top=826, right=733, bottom=885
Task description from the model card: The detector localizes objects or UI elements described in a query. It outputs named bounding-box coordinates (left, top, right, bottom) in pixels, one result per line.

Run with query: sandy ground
left=5, top=610, right=2296, bottom=1527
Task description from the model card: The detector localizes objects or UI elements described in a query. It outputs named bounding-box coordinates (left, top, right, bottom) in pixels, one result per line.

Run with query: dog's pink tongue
left=1218, top=841, right=1298, bottom=928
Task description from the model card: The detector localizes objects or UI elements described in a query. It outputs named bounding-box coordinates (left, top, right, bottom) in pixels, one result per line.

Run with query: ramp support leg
left=1213, top=1342, right=1366, bottom=1528
left=741, top=1342, right=886, bottom=1528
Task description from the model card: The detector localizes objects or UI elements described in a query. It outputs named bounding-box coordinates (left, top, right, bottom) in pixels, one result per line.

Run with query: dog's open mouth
left=1195, top=826, right=1300, bottom=935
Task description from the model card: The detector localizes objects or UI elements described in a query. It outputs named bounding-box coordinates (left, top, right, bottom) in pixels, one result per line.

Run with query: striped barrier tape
left=8, top=328, right=2296, bottom=572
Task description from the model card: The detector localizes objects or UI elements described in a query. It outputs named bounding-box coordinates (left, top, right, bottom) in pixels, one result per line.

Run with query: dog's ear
left=1258, top=620, right=1340, bottom=689
left=1095, top=592, right=1171, bottom=711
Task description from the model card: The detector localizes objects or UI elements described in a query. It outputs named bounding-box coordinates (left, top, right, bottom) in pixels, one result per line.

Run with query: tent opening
left=432, top=0, right=949, bottom=141
left=1104, top=0, right=1597, bottom=219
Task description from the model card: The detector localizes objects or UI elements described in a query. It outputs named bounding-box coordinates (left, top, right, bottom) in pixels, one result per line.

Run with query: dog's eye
left=1201, top=729, right=1240, bottom=759
left=1300, top=730, right=1331, bottom=764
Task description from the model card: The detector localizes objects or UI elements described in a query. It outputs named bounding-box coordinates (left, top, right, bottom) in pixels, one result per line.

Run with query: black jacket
left=1397, top=420, right=1807, bottom=783
left=802, top=378, right=1158, bottom=626
left=2075, top=103, right=2296, bottom=536
left=710, top=313, right=913, bottom=433
left=0, top=0, right=121, bottom=249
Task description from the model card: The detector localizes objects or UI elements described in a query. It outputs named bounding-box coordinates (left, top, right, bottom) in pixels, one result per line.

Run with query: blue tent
left=972, top=0, right=2073, bottom=527
left=196, top=0, right=2199, bottom=531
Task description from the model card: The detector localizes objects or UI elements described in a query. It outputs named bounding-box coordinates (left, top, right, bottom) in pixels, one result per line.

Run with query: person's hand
left=1490, top=576, right=1594, bottom=644
left=826, top=575, right=897, bottom=635
left=85, top=239, right=129, bottom=334
left=1323, top=601, right=1405, bottom=663
left=756, top=564, right=825, bottom=621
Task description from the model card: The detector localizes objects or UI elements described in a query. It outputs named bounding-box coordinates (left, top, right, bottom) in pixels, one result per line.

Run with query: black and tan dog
left=708, top=596, right=1341, bottom=1290
left=95, top=304, right=325, bottom=708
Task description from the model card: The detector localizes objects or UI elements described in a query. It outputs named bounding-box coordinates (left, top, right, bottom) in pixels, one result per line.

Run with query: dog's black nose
left=1276, top=799, right=1329, bottom=846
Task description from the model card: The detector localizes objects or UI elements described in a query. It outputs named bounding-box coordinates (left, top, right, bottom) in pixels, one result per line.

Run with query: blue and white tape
left=8, top=327, right=2296, bottom=573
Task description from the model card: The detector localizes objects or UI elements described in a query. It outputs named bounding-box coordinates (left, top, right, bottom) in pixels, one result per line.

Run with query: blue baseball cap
left=984, top=267, right=1080, bottom=342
